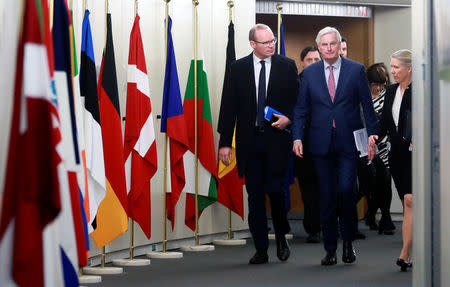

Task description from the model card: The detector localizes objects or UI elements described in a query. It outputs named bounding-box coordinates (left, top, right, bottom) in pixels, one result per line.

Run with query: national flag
left=70, top=6, right=90, bottom=254
left=52, top=0, right=87, bottom=283
left=183, top=58, right=218, bottom=231
left=0, top=1, right=21, bottom=285
left=0, top=0, right=62, bottom=285
left=160, top=17, right=189, bottom=229
left=90, top=13, right=128, bottom=248
left=217, top=21, right=244, bottom=219
left=124, top=14, right=158, bottom=239
left=79, top=9, right=106, bottom=234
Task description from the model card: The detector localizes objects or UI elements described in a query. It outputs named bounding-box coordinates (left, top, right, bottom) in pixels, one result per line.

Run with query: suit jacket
left=218, top=53, right=299, bottom=177
left=376, top=83, right=412, bottom=155
left=292, top=57, right=377, bottom=156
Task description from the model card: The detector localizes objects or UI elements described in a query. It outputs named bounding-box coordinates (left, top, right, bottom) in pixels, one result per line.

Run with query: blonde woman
left=369, top=50, right=413, bottom=271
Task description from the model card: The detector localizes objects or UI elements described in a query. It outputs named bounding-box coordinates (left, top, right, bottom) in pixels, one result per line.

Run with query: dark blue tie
left=257, top=60, right=266, bottom=127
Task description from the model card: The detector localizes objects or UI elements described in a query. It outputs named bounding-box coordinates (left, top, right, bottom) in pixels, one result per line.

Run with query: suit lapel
left=334, top=57, right=348, bottom=103
left=267, top=54, right=278, bottom=103
left=247, top=53, right=257, bottom=118
left=318, top=60, right=333, bottom=106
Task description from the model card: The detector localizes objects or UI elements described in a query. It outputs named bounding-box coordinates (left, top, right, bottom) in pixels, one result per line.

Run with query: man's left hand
left=367, top=141, right=376, bottom=161
left=271, top=114, right=291, bottom=130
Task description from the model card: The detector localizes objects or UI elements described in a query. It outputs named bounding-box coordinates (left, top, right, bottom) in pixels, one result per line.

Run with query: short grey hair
left=391, top=49, right=412, bottom=67
left=249, top=24, right=272, bottom=41
left=315, top=27, right=342, bottom=45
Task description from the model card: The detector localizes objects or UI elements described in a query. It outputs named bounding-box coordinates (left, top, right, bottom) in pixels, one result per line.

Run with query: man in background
left=295, top=46, right=322, bottom=243
left=340, top=36, right=348, bottom=58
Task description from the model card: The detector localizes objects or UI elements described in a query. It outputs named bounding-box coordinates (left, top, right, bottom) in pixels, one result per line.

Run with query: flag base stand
left=82, top=266, right=123, bottom=275
left=112, top=258, right=151, bottom=267
left=147, top=251, right=183, bottom=259
left=268, top=233, right=293, bottom=240
left=213, top=239, right=246, bottom=246
left=179, top=244, right=215, bottom=252
left=78, top=275, right=102, bottom=284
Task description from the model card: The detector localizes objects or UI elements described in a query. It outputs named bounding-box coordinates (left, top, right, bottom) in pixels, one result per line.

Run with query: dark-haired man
left=295, top=46, right=322, bottom=243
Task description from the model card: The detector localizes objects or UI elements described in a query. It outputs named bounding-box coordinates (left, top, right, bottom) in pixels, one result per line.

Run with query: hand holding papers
left=354, top=128, right=376, bottom=159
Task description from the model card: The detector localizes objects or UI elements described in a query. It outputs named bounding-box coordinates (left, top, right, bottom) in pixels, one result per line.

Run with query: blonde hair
left=391, top=49, right=412, bottom=68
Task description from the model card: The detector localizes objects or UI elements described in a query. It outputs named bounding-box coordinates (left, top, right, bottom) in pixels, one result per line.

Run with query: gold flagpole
left=101, top=247, right=106, bottom=268
left=83, top=0, right=86, bottom=13
left=276, top=3, right=282, bottom=54
left=227, top=0, right=234, bottom=241
left=135, top=0, right=138, bottom=16
left=104, top=0, right=108, bottom=49
left=162, top=0, right=170, bottom=254
left=129, top=220, right=134, bottom=259
left=193, top=0, right=200, bottom=246
left=128, top=0, right=138, bottom=263
left=101, top=0, right=108, bottom=269
left=228, top=0, right=233, bottom=23
left=50, top=0, right=54, bottom=29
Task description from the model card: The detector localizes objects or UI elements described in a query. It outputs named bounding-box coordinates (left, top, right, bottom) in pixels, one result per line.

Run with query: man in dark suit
left=295, top=46, right=322, bottom=243
left=218, top=24, right=299, bottom=264
left=292, top=27, right=377, bottom=266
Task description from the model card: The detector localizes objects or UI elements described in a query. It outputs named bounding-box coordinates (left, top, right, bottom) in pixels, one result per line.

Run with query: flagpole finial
left=164, top=0, right=171, bottom=3
left=193, top=0, right=199, bottom=6
left=227, top=0, right=234, bottom=8
left=276, top=3, right=283, bottom=11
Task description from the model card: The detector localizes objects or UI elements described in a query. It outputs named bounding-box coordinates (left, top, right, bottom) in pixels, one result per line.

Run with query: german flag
left=90, top=13, right=128, bottom=248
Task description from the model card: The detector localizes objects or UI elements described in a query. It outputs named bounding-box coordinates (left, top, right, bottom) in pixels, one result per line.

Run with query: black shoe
left=365, top=218, right=378, bottom=230
left=342, top=241, right=356, bottom=263
left=321, top=251, right=337, bottom=266
left=379, top=216, right=396, bottom=235
left=276, top=234, right=290, bottom=261
left=249, top=250, right=268, bottom=264
left=306, top=233, right=321, bottom=243
left=355, top=230, right=366, bottom=240
left=396, top=258, right=410, bottom=272
left=378, top=219, right=395, bottom=235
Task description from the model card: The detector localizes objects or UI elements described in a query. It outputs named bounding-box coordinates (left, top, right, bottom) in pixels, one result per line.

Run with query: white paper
left=353, top=128, right=368, bottom=158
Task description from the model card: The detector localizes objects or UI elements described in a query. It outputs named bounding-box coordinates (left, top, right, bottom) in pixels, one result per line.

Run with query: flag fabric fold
left=0, top=0, right=62, bottom=285
left=160, top=17, right=189, bottom=229
left=183, top=59, right=218, bottom=231
left=124, top=14, right=158, bottom=239
left=52, top=0, right=89, bottom=283
left=90, top=13, right=128, bottom=248
left=70, top=6, right=90, bottom=254
left=217, top=21, right=244, bottom=219
left=80, top=9, right=106, bottom=234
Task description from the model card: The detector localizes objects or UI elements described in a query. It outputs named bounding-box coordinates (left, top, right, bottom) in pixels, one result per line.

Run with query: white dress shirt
left=253, top=53, right=271, bottom=105
left=392, top=85, right=402, bottom=129
left=323, top=55, right=342, bottom=87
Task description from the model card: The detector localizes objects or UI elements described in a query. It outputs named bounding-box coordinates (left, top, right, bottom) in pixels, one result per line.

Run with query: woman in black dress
left=362, top=63, right=396, bottom=235
left=369, top=50, right=412, bottom=271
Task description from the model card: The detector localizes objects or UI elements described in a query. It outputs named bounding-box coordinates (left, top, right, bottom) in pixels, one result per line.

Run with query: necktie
left=257, top=60, right=266, bottom=127
left=328, top=65, right=336, bottom=127
left=328, top=65, right=336, bottom=102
